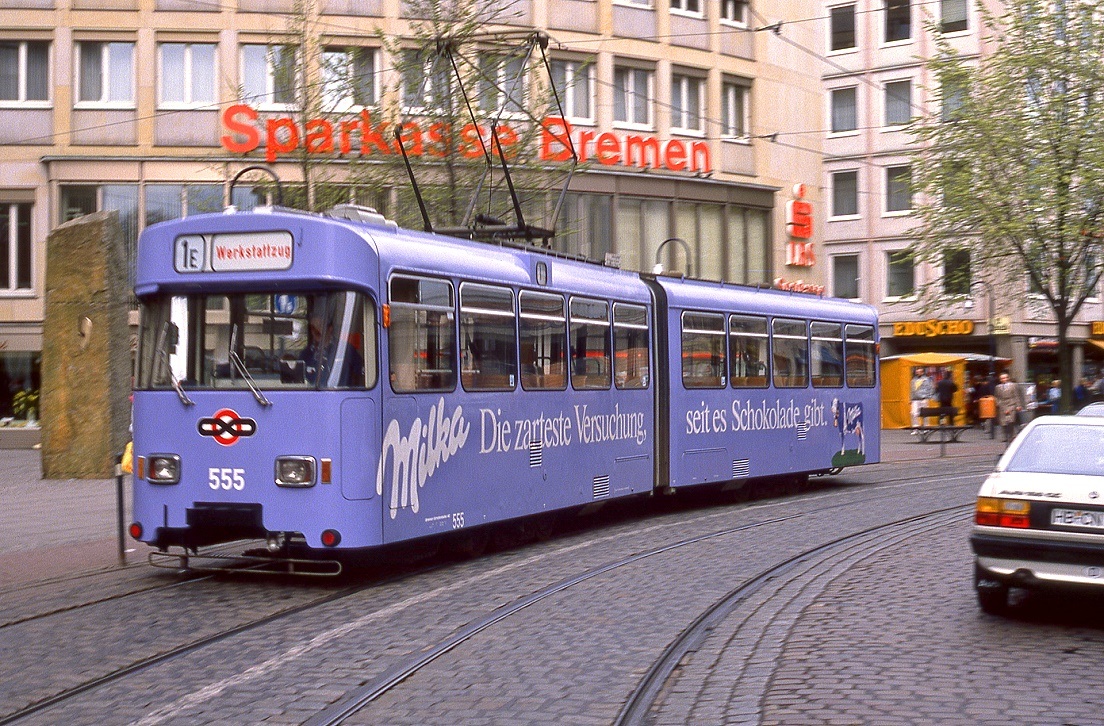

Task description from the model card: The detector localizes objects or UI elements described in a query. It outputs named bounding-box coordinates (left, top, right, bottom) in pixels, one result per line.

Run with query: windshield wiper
left=155, top=323, right=195, bottom=407
left=229, top=325, right=272, bottom=407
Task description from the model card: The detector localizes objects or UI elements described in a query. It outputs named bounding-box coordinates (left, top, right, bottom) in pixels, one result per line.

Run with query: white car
left=971, top=416, right=1104, bottom=614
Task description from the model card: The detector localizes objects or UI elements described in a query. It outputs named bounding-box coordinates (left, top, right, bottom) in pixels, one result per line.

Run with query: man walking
left=910, top=367, right=935, bottom=432
left=935, top=370, right=958, bottom=424
left=995, top=372, right=1026, bottom=443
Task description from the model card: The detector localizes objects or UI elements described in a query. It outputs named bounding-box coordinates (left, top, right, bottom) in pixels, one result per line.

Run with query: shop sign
left=220, top=105, right=712, bottom=173
left=893, top=319, right=975, bottom=337
left=1092, top=321, right=1104, bottom=338
left=990, top=316, right=1012, bottom=335
left=774, top=277, right=825, bottom=295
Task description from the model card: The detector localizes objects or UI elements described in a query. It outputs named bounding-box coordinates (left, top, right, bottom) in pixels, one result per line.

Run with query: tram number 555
left=209, top=467, right=246, bottom=491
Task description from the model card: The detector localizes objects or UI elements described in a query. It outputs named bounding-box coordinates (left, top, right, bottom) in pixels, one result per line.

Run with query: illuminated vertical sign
left=785, top=183, right=815, bottom=267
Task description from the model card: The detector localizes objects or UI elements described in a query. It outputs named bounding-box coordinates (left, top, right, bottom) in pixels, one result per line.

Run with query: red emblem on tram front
left=197, top=408, right=257, bottom=446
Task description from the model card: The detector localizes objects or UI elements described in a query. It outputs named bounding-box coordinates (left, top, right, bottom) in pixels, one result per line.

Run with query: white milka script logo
left=376, top=397, right=470, bottom=519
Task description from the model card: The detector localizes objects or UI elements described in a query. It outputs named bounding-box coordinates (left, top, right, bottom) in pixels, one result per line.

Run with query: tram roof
left=655, top=276, right=878, bottom=326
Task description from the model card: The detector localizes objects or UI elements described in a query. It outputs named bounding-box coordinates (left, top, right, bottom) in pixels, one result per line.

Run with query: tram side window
left=460, top=283, right=517, bottom=391
left=845, top=323, right=877, bottom=387
left=520, top=291, right=567, bottom=391
left=389, top=275, right=457, bottom=392
left=682, top=312, right=726, bottom=389
left=570, top=297, right=611, bottom=390
left=729, top=314, right=768, bottom=388
left=772, top=318, right=809, bottom=388
left=810, top=321, right=844, bottom=388
left=614, top=303, right=650, bottom=389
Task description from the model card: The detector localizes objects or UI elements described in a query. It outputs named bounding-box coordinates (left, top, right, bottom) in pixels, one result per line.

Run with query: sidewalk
left=0, top=429, right=1006, bottom=586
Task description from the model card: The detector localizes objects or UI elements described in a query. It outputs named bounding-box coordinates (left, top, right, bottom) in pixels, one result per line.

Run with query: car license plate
left=1051, top=508, right=1104, bottom=529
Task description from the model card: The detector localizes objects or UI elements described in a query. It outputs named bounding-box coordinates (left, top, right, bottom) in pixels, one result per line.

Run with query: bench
left=908, top=425, right=971, bottom=443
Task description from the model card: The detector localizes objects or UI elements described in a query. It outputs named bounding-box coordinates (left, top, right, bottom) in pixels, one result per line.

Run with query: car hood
left=979, top=470, right=1104, bottom=505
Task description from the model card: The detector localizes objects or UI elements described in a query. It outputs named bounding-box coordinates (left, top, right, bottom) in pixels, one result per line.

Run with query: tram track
left=2, top=459, right=990, bottom=725
left=300, top=467, right=986, bottom=726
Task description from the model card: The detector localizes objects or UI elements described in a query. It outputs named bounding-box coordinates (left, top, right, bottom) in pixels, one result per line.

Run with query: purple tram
left=128, top=204, right=879, bottom=565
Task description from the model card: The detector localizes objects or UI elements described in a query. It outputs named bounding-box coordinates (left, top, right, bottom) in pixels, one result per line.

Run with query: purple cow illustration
left=831, top=399, right=864, bottom=456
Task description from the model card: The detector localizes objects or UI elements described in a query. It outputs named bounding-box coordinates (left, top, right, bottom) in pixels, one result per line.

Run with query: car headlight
left=275, top=456, right=315, bottom=487
left=147, top=454, right=181, bottom=485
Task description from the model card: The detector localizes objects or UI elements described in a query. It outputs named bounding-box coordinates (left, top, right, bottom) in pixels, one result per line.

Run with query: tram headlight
left=146, top=454, right=181, bottom=485
left=275, top=456, right=316, bottom=487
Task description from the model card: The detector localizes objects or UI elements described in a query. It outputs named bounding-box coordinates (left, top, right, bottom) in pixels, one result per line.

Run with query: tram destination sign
left=175, top=231, right=294, bottom=273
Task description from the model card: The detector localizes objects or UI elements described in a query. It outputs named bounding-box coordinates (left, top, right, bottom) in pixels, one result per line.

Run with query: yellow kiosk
left=880, top=353, right=1007, bottom=429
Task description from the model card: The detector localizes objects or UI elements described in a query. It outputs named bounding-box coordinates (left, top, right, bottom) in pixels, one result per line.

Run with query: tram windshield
left=136, top=291, right=376, bottom=391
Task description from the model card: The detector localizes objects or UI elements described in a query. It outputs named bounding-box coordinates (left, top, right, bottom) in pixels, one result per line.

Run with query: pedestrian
left=1048, top=379, right=1061, bottom=413
left=909, top=367, right=935, bottom=432
left=1074, top=378, right=1088, bottom=410
left=935, top=369, right=958, bottom=424
left=995, top=371, right=1026, bottom=443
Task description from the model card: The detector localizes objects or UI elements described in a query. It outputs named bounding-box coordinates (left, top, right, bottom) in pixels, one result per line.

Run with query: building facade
left=0, top=0, right=834, bottom=421
left=821, top=0, right=1104, bottom=389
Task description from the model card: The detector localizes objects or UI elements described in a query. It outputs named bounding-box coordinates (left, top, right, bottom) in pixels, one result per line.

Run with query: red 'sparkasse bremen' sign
left=220, top=105, right=712, bottom=174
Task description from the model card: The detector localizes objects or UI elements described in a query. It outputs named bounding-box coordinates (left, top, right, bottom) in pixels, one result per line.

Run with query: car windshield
left=136, top=291, right=376, bottom=391
left=1006, top=424, right=1104, bottom=476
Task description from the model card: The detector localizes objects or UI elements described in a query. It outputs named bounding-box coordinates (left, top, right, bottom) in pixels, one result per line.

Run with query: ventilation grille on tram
left=529, top=440, right=543, bottom=468
left=732, top=459, right=751, bottom=478
left=797, top=421, right=810, bottom=441
left=592, top=475, right=610, bottom=499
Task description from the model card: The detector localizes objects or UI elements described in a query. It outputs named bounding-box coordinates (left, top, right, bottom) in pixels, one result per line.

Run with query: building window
left=401, top=48, right=451, bottom=112
left=833, top=254, right=859, bottom=299
left=550, top=59, right=593, bottom=122
left=670, top=73, right=703, bottom=133
left=884, top=79, right=911, bottom=126
left=0, top=203, right=32, bottom=292
left=887, top=250, right=914, bottom=297
left=76, top=41, right=134, bottom=105
left=943, top=248, right=971, bottom=296
left=721, top=80, right=748, bottom=138
left=613, top=66, right=652, bottom=127
left=830, top=5, right=856, bottom=51
left=831, top=87, right=857, bottom=133
left=322, top=47, right=375, bottom=112
left=886, top=165, right=912, bottom=212
left=241, top=44, right=297, bottom=108
left=721, top=0, right=747, bottom=25
left=479, top=53, right=526, bottom=115
left=158, top=43, right=215, bottom=108
left=59, top=185, right=140, bottom=295
left=941, top=0, right=967, bottom=33
left=670, top=0, right=701, bottom=15
left=0, top=42, right=49, bottom=103
left=941, top=76, right=966, bottom=122
left=832, top=170, right=859, bottom=217
left=885, top=0, right=911, bottom=43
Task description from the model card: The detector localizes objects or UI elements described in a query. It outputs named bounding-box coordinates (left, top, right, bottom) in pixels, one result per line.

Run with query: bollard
left=115, top=452, right=126, bottom=566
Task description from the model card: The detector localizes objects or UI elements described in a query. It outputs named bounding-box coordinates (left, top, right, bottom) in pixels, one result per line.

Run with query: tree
left=910, top=0, right=1104, bottom=412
